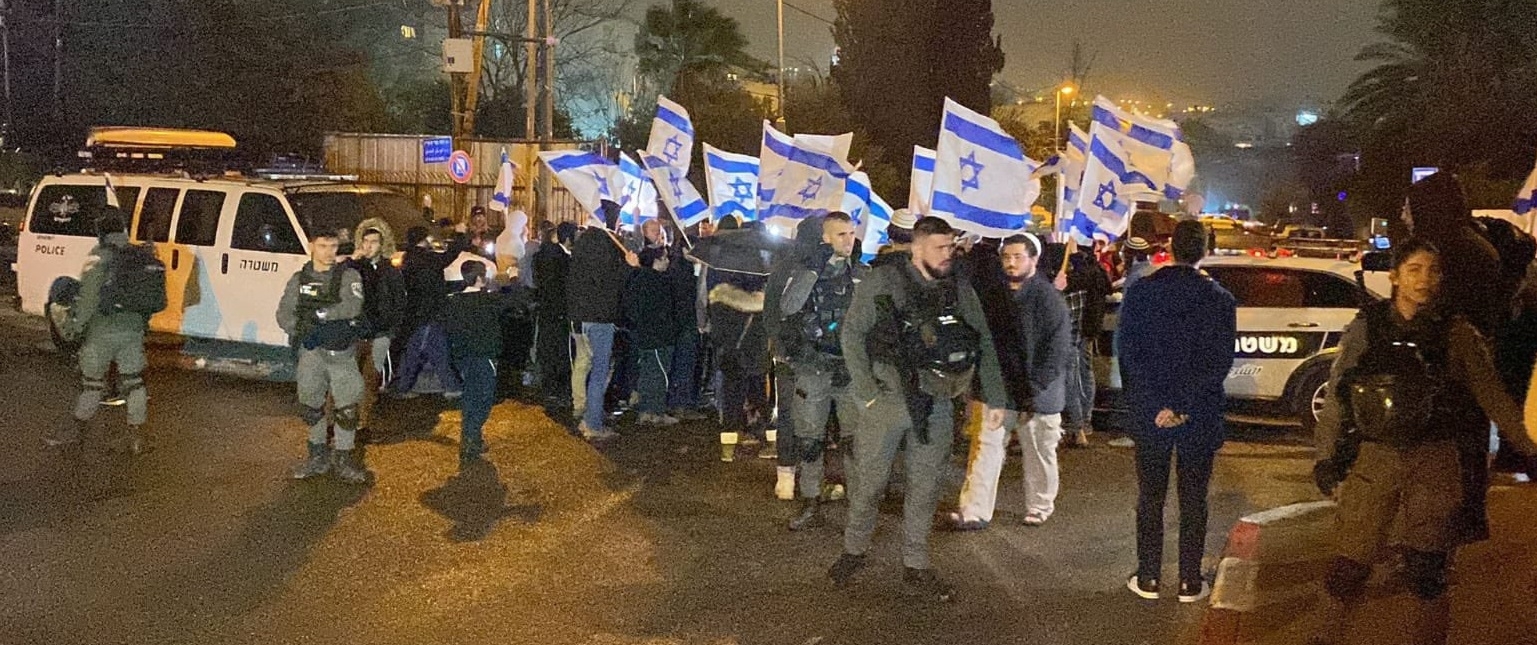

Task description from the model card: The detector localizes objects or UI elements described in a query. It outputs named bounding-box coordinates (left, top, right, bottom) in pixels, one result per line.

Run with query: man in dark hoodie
left=392, top=224, right=470, bottom=398
left=1401, top=173, right=1508, bottom=544
left=346, top=224, right=405, bottom=443
left=764, top=215, right=830, bottom=498
left=624, top=247, right=679, bottom=426
left=533, top=222, right=577, bottom=409
left=441, top=260, right=524, bottom=463
left=568, top=201, right=639, bottom=441
left=1117, top=220, right=1237, bottom=603
left=952, top=233, right=1073, bottom=530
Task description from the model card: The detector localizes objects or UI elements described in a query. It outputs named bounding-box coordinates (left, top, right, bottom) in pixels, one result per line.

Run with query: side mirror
left=1361, top=251, right=1392, bottom=273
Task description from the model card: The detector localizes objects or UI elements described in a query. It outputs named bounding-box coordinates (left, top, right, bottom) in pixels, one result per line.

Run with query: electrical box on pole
left=442, top=38, right=475, bottom=74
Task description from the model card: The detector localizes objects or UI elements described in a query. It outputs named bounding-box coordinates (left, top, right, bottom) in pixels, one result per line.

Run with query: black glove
left=1313, top=458, right=1347, bottom=497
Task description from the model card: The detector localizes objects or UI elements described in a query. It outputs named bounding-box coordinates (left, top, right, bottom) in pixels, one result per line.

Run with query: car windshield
left=287, top=190, right=421, bottom=244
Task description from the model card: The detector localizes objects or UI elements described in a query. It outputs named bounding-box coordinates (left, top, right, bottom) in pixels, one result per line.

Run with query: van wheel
left=1292, top=363, right=1332, bottom=432
left=46, top=303, right=81, bottom=356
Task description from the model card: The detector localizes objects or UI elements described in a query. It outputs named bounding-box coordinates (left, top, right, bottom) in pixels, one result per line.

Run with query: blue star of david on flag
left=538, top=150, right=620, bottom=218
left=729, top=177, right=754, bottom=200
left=641, top=151, right=710, bottom=226
left=798, top=176, right=824, bottom=203
left=663, top=136, right=684, bottom=165
left=703, top=143, right=760, bottom=221
left=1093, top=181, right=1117, bottom=210
left=959, top=151, right=984, bottom=191
left=647, top=95, right=696, bottom=175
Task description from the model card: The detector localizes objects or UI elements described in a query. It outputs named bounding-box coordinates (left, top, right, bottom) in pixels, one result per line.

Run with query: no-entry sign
left=448, top=150, right=473, bottom=184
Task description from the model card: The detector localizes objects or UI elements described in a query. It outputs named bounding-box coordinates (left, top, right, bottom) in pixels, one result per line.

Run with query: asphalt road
left=0, top=303, right=1324, bottom=645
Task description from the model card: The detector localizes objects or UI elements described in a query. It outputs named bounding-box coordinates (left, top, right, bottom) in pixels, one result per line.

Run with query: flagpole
left=775, top=0, right=786, bottom=126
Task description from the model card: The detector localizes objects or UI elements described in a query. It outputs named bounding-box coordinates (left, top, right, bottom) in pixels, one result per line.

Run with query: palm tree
left=633, top=0, right=765, bottom=97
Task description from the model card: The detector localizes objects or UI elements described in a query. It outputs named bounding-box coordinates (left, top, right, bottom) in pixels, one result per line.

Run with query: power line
left=782, top=1, right=835, bottom=26
left=13, top=0, right=404, bottom=30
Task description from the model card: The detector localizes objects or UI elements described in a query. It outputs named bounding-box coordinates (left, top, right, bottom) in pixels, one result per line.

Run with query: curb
left=1199, top=501, right=1336, bottom=645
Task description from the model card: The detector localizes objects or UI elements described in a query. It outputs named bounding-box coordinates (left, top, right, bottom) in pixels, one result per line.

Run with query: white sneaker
left=1178, top=580, right=1211, bottom=604
left=775, top=467, right=796, bottom=500
left=580, top=423, right=620, bottom=441
left=443, top=390, right=463, bottom=400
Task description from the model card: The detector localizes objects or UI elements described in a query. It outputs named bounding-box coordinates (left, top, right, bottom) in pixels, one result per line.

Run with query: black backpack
left=99, top=243, right=167, bottom=316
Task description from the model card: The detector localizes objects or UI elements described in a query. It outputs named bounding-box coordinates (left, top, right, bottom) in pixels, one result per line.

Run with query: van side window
left=136, top=188, right=178, bottom=243
left=175, top=190, right=225, bottom=246
left=232, top=194, right=303, bottom=254
left=27, top=185, right=111, bottom=237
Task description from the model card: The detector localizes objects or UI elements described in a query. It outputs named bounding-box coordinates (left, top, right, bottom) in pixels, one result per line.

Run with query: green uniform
left=70, top=233, right=150, bottom=427
left=782, top=255, right=867, bottom=501
left=839, top=260, right=1008, bottom=570
left=278, top=262, right=365, bottom=450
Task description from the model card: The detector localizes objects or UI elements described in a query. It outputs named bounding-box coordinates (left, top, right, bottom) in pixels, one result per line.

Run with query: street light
left=1054, top=84, right=1076, bottom=151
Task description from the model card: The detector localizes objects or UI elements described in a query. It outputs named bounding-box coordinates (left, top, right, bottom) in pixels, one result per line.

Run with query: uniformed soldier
left=1310, top=238, right=1537, bottom=645
left=776, top=212, right=867, bottom=530
left=278, top=229, right=369, bottom=484
left=45, top=209, right=161, bottom=453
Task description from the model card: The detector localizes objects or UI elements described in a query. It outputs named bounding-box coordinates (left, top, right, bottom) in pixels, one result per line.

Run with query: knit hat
left=890, top=208, right=917, bottom=230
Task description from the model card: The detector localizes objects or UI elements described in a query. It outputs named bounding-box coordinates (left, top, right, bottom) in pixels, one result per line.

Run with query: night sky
left=713, top=0, right=1384, bottom=108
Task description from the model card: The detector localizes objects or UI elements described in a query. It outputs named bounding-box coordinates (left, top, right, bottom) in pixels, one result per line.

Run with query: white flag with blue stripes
left=647, top=95, right=696, bottom=174
left=489, top=149, right=518, bottom=213
left=909, top=145, right=935, bottom=215
left=762, top=132, right=854, bottom=226
left=641, top=151, right=711, bottom=226
left=1068, top=128, right=1143, bottom=241
left=796, top=133, right=853, bottom=165
left=703, top=144, right=759, bottom=222
left=617, top=152, right=658, bottom=227
left=757, top=122, right=794, bottom=213
left=1090, top=96, right=1195, bottom=199
left=932, top=98, right=1041, bottom=238
left=538, top=150, right=620, bottom=217
left=843, top=171, right=893, bottom=261
left=1515, top=158, right=1537, bottom=217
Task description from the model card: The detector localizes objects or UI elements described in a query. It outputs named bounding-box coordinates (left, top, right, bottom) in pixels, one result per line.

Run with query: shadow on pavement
left=419, top=458, right=542, bottom=542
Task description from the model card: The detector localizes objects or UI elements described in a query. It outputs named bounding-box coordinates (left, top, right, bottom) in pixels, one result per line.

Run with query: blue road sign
left=448, top=150, right=474, bottom=184
left=423, top=137, right=453, bottom=164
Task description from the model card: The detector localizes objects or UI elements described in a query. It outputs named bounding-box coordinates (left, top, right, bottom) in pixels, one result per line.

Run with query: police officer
left=829, top=216, right=1009, bottom=600
left=279, top=229, right=369, bottom=484
left=45, top=209, right=157, bottom=453
left=1310, top=238, right=1536, bottom=645
left=778, top=212, right=867, bottom=530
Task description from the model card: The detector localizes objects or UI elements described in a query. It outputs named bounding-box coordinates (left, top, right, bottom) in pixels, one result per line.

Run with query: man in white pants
left=952, top=233, right=1073, bottom=528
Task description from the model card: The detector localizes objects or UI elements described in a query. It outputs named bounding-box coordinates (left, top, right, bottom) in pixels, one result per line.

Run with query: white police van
left=1098, top=254, right=1392, bottom=429
left=14, top=130, right=421, bottom=347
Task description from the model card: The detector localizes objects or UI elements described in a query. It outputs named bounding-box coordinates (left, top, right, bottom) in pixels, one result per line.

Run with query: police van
left=1098, top=254, right=1392, bottom=429
left=14, top=128, right=422, bottom=347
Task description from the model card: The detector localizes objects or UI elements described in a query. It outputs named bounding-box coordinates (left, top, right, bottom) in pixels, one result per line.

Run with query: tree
left=633, top=0, right=764, bottom=97
left=928, top=0, right=1004, bottom=115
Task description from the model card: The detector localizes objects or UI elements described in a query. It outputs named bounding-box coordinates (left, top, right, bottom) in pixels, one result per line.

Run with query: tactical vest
left=1343, top=301, right=1459, bottom=446
left=799, top=259, right=858, bottom=358
left=294, top=264, right=344, bottom=343
left=868, top=267, right=981, bottom=399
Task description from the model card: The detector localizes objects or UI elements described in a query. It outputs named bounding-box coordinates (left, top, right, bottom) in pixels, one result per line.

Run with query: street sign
left=423, top=137, right=452, bottom=164
left=448, top=150, right=473, bottom=184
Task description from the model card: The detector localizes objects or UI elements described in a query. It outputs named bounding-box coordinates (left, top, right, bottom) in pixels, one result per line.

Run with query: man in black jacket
left=533, top=222, right=576, bottom=410
left=568, top=201, right=639, bottom=440
left=624, top=247, right=679, bottom=426
left=953, top=233, right=1073, bottom=529
left=441, top=260, right=523, bottom=463
left=392, top=224, right=470, bottom=398
left=347, top=224, right=405, bottom=442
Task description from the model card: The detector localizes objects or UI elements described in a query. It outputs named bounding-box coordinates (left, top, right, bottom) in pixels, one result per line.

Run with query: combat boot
left=788, top=497, right=824, bottom=531
left=292, top=442, right=331, bottom=479
left=44, top=419, right=87, bottom=447
left=331, top=449, right=369, bottom=484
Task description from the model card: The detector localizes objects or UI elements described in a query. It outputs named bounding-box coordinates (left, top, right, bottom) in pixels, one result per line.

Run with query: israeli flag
left=489, top=148, right=517, bottom=213
left=796, top=133, right=853, bottom=164
left=538, top=150, right=620, bottom=217
left=909, top=145, right=936, bottom=215
left=1090, top=96, right=1195, bottom=199
left=843, top=171, right=893, bottom=261
left=647, top=95, right=695, bottom=174
left=762, top=132, right=854, bottom=226
left=1515, top=159, right=1537, bottom=218
left=703, top=144, right=759, bottom=222
left=617, top=152, right=658, bottom=226
left=641, top=151, right=711, bottom=226
left=1068, top=131, right=1141, bottom=241
left=757, top=121, right=795, bottom=209
left=932, top=98, right=1041, bottom=238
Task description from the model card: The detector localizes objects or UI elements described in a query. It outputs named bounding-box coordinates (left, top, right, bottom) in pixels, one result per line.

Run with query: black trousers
left=536, top=316, right=571, bottom=405
left=1133, top=426, right=1221, bottom=584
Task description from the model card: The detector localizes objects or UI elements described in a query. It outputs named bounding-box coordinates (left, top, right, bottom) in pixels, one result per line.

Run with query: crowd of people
left=46, top=172, right=1537, bottom=638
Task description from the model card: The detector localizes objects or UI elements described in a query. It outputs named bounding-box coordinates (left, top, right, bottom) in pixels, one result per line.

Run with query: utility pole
left=446, top=0, right=465, bottom=222
left=52, top=0, right=61, bottom=121
left=538, top=0, right=554, bottom=221
left=1, top=0, right=13, bottom=144
left=775, top=0, right=785, bottom=126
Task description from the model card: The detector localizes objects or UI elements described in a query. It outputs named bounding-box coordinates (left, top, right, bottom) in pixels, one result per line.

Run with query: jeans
left=958, top=409, right=1063, bottom=522
left=635, top=346, right=674, bottom=415
left=667, top=328, right=702, bottom=410
left=579, top=322, right=617, bottom=431
left=394, top=324, right=460, bottom=394
left=1062, top=339, right=1096, bottom=431
left=456, top=357, right=498, bottom=457
left=1133, top=426, right=1221, bottom=584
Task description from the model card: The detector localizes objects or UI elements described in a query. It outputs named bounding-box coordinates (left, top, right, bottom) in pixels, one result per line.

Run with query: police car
left=1098, top=253, right=1392, bottom=429
left=14, top=129, right=421, bottom=347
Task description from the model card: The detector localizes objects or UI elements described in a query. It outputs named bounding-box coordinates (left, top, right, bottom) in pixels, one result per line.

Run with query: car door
left=209, top=190, right=310, bottom=345
left=15, top=179, right=141, bottom=316
left=1204, top=267, right=1359, bottom=400
left=168, top=188, right=229, bottom=339
left=135, top=186, right=182, bottom=335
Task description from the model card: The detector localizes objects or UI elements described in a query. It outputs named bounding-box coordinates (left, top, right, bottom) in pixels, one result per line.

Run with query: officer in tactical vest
left=1310, top=238, right=1537, bottom=645
left=45, top=209, right=159, bottom=453
left=828, top=216, right=1010, bottom=600
left=278, top=229, right=369, bottom=484
left=777, top=212, right=868, bottom=531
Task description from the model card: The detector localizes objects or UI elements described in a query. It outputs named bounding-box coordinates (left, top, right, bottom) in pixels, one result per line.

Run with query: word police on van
left=15, top=128, right=423, bottom=347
